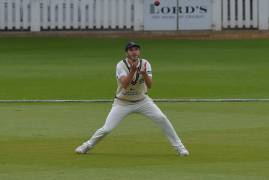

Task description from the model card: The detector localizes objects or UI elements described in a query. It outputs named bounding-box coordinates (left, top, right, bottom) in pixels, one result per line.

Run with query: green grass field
left=1, top=38, right=269, bottom=99
left=0, top=38, right=269, bottom=179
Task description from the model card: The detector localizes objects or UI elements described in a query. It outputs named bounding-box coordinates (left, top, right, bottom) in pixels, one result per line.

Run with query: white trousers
left=86, top=96, right=185, bottom=148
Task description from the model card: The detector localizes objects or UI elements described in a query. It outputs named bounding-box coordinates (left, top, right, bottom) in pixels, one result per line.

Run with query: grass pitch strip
left=0, top=102, right=269, bottom=180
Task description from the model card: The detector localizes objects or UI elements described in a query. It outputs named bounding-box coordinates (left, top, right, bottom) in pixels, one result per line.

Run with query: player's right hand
left=130, top=61, right=138, bottom=72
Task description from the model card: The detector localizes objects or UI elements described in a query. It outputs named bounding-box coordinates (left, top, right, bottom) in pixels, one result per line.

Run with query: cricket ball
left=154, top=0, right=160, bottom=6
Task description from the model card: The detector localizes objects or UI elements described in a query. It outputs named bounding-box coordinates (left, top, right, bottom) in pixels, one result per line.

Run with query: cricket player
left=75, top=42, right=190, bottom=156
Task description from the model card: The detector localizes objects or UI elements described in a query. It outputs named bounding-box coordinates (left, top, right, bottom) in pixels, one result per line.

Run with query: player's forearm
left=142, top=73, right=152, bottom=89
left=121, top=71, right=136, bottom=89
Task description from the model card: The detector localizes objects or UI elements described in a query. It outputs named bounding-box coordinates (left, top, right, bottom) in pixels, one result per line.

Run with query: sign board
left=144, top=0, right=178, bottom=31
left=144, top=0, right=212, bottom=30
left=178, top=0, right=212, bottom=30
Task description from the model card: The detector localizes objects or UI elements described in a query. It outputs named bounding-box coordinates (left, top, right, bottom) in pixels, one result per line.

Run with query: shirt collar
left=125, top=58, right=141, bottom=68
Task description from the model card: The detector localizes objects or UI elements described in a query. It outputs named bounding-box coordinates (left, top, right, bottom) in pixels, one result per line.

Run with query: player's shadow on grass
left=87, top=152, right=175, bottom=158
left=74, top=152, right=183, bottom=167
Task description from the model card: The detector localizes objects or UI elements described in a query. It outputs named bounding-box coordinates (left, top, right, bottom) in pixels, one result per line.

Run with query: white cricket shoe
left=75, top=143, right=92, bottom=154
left=175, top=146, right=190, bottom=156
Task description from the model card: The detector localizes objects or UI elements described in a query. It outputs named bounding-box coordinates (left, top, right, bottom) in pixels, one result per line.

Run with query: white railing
left=0, top=0, right=144, bottom=31
left=222, top=0, right=258, bottom=29
left=0, top=0, right=268, bottom=31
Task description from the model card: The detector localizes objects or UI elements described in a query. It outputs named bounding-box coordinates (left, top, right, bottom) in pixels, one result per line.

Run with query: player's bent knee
left=153, top=113, right=167, bottom=122
left=101, top=127, right=113, bottom=134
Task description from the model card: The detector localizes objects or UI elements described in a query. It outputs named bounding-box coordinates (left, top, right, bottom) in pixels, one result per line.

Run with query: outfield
left=0, top=38, right=269, bottom=179
left=1, top=102, right=269, bottom=180
left=1, top=38, right=269, bottom=99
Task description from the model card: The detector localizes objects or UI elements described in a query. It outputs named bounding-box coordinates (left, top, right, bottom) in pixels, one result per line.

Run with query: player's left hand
left=139, top=62, right=147, bottom=75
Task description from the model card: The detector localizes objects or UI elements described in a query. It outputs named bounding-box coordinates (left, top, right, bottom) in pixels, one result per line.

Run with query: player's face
left=126, top=47, right=140, bottom=61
